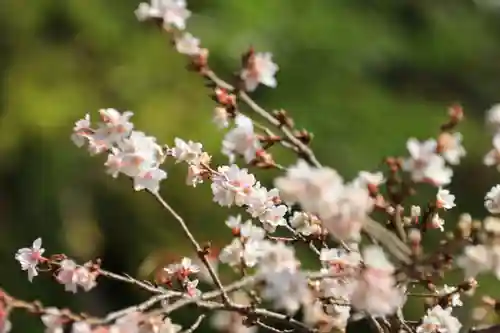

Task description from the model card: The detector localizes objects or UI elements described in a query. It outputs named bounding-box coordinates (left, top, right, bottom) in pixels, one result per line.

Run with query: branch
left=151, top=191, right=231, bottom=305
left=203, top=69, right=321, bottom=167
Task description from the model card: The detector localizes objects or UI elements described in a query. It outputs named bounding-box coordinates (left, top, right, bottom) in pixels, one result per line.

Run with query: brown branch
left=151, top=191, right=231, bottom=305
left=203, top=69, right=322, bottom=168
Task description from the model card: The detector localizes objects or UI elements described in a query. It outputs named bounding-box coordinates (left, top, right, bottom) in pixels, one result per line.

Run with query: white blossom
left=275, top=160, right=344, bottom=215
left=239, top=220, right=265, bottom=241
left=417, top=305, right=461, bottom=333
left=259, top=204, right=287, bottom=233
left=220, top=238, right=266, bottom=268
left=244, top=184, right=279, bottom=218
left=261, top=270, right=311, bottom=314
left=320, top=183, right=374, bottom=241
left=135, top=0, right=191, bottom=30
left=211, top=165, right=256, bottom=207
left=315, top=277, right=353, bottom=329
left=109, top=311, right=141, bottom=333
left=485, top=184, right=500, bottom=214
left=486, top=103, right=500, bottom=131
left=15, top=238, right=45, bottom=282
left=353, top=171, right=385, bottom=188
left=73, top=110, right=168, bottom=193
left=71, top=322, right=92, bottom=333
left=457, top=244, right=494, bottom=278
left=289, top=212, right=322, bottom=236
left=222, top=114, right=261, bottom=163
left=213, top=107, right=229, bottom=129
left=133, top=167, right=167, bottom=193
left=174, top=33, right=200, bottom=56
left=240, top=52, right=279, bottom=92
left=436, top=285, right=463, bottom=307
left=56, top=259, right=97, bottom=293
left=257, top=242, right=298, bottom=275
left=157, top=318, right=182, bottom=333
left=483, top=133, right=500, bottom=170
left=171, top=138, right=203, bottom=164
left=185, top=279, right=201, bottom=298
left=350, top=246, right=405, bottom=317
left=320, top=248, right=361, bottom=271
left=430, top=213, right=445, bottom=232
left=71, top=114, right=91, bottom=147
left=41, top=308, right=64, bottom=333
left=439, top=132, right=466, bottom=165
left=164, top=257, right=200, bottom=279
left=437, top=188, right=455, bottom=210
left=211, top=292, right=256, bottom=333
left=0, top=309, right=11, bottom=333
left=403, top=138, right=452, bottom=186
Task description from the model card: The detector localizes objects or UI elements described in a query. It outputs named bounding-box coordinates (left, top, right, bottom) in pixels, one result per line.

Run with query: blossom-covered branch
left=7, top=1, right=500, bottom=333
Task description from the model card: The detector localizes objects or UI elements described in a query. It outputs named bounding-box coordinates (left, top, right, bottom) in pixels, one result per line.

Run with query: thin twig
left=182, top=314, right=206, bottom=333
left=204, top=70, right=321, bottom=168
left=151, top=191, right=231, bottom=305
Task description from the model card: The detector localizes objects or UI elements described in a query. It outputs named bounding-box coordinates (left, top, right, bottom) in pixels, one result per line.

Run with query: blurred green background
left=2, top=0, right=500, bottom=331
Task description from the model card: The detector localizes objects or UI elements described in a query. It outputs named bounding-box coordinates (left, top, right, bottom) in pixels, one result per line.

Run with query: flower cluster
left=211, top=164, right=287, bottom=233
left=72, top=109, right=167, bottom=193
left=162, top=257, right=201, bottom=297
left=10, top=1, right=500, bottom=333
left=275, top=160, right=375, bottom=241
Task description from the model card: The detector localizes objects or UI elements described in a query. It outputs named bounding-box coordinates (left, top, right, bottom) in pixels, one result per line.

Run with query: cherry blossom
left=71, top=322, right=92, bottom=333
left=257, top=242, right=298, bottom=275
left=219, top=238, right=266, bottom=268
left=486, top=103, right=500, bottom=131
left=56, top=260, right=97, bottom=293
left=289, top=211, right=322, bottom=236
left=213, top=107, right=230, bottom=129
left=0, top=303, right=11, bottom=333
left=320, top=183, right=374, bottom=241
left=239, top=220, right=265, bottom=241
left=15, top=238, right=45, bottom=282
left=174, top=33, right=200, bottom=56
left=457, top=244, right=494, bottom=278
left=438, top=132, right=466, bottom=165
left=211, top=165, right=256, bottom=207
left=185, top=279, right=201, bottom=298
left=259, top=204, right=287, bottom=233
left=483, top=133, right=500, bottom=171
left=320, top=248, right=361, bottom=272
left=240, top=52, right=279, bottom=92
left=417, top=305, right=461, bottom=333
left=164, top=257, right=200, bottom=280
left=261, top=270, right=310, bottom=314
left=275, top=160, right=344, bottom=214
left=135, top=0, right=191, bottom=30
left=71, top=114, right=91, bottom=148
left=350, top=246, right=405, bottom=317
left=314, top=276, right=353, bottom=329
left=222, top=114, right=261, bottom=163
left=73, top=110, right=168, bottom=193
left=41, top=308, right=64, bottom=333
left=211, top=292, right=256, bottom=333
left=244, top=184, right=280, bottom=218
left=403, top=138, right=452, bottom=186
left=353, top=171, right=385, bottom=189
left=109, top=311, right=141, bottom=333
left=430, top=213, right=445, bottom=231
left=436, top=188, right=455, bottom=210
left=485, top=184, right=500, bottom=214
left=171, top=138, right=203, bottom=164
left=436, top=285, right=463, bottom=307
